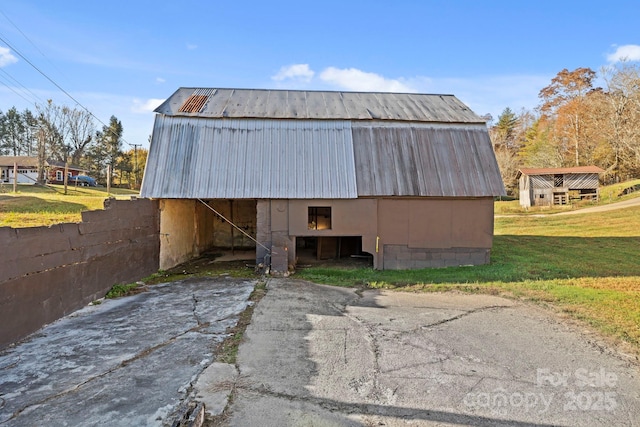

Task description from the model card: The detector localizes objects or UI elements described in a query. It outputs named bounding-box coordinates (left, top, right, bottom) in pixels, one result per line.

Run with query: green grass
left=298, top=203, right=640, bottom=350
left=0, top=184, right=138, bottom=227
left=105, top=282, right=143, bottom=299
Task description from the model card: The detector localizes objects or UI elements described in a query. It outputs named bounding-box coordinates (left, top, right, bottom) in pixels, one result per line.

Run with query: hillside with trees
left=0, top=100, right=146, bottom=189
left=489, top=63, right=640, bottom=195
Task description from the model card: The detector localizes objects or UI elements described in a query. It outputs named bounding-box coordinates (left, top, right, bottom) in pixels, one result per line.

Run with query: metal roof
left=140, top=117, right=357, bottom=199
left=141, top=117, right=506, bottom=199
left=518, top=166, right=604, bottom=176
left=154, top=88, right=485, bottom=124
left=353, top=123, right=505, bottom=197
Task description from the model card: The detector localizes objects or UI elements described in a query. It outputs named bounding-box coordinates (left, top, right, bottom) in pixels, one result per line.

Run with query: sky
left=1, top=0, right=639, bottom=149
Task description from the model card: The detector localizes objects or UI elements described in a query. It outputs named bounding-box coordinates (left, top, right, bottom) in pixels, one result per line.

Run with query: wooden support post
left=63, top=161, right=69, bottom=195
left=107, top=165, right=111, bottom=195
left=230, top=200, right=234, bottom=255
left=12, top=162, right=17, bottom=193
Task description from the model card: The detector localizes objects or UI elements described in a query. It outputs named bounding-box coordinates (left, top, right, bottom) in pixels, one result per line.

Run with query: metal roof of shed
left=154, top=88, right=485, bottom=124
left=518, top=166, right=604, bottom=176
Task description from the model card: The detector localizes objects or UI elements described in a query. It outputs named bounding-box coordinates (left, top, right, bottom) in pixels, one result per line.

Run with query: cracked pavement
left=0, top=277, right=255, bottom=426
left=227, top=279, right=640, bottom=426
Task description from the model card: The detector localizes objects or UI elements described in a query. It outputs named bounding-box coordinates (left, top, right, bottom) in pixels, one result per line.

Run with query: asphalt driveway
left=224, top=279, right=640, bottom=426
left=0, top=278, right=255, bottom=426
left=3, top=277, right=640, bottom=426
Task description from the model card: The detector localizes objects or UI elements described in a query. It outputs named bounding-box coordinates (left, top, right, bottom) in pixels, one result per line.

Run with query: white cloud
left=186, top=43, right=198, bottom=50
left=0, top=46, right=18, bottom=67
left=319, top=67, right=414, bottom=92
left=272, top=64, right=315, bottom=83
left=268, top=63, right=548, bottom=120
left=607, top=44, right=640, bottom=63
left=132, top=98, right=165, bottom=113
left=155, top=77, right=166, bottom=84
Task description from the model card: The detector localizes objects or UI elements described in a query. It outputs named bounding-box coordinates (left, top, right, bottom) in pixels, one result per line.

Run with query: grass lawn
left=0, top=184, right=139, bottom=227
left=299, top=199, right=640, bottom=352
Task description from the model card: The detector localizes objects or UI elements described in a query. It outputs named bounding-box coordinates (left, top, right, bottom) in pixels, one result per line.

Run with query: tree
left=491, top=107, right=518, bottom=150
left=66, top=107, right=95, bottom=165
left=489, top=107, right=522, bottom=194
left=115, top=146, right=148, bottom=189
left=538, top=68, right=599, bottom=166
left=600, top=62, right=640, bottom=181
left=22, top=109, right=38, bottom=157
left=90, top=116, right=123, bottom=184
left=0, top=107, right=26, bottom=155
left=35, top=101, right=61, bottom=183
left=518, top=117, right=563, bottom=167
left=488, top=108, right=537, bottom=194
left=539, top=68, right=597, bottom=116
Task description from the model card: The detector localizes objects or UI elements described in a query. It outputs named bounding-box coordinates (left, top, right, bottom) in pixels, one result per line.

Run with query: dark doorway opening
left=296, top=236, right=373, bottom=267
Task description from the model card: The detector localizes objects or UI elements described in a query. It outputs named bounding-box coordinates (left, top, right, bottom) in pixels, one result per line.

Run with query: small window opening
left=554, top=174, right=564, bottom=187
left=308, top=207, right=331, bottom=230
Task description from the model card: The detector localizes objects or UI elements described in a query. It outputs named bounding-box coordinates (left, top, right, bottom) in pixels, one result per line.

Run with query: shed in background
left=517, top=166, right=605, bottom=208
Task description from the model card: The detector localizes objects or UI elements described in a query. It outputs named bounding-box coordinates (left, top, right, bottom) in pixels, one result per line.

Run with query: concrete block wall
left=0, top=198, right=160, bottom=349
left=383, top=245, right=490, bottom=269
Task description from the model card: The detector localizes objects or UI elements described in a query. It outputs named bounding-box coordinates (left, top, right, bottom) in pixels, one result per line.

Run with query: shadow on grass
left=297, top=235, right=640, bottom=287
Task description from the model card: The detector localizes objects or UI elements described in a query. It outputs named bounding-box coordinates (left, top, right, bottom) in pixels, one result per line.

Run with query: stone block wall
left=382, top=245, right=490, bottom=270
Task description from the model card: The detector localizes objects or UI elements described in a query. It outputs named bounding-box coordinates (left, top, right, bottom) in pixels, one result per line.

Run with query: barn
left=517, top=166, right=604, bottom=208
left=140, top=88, right=505, bottom=272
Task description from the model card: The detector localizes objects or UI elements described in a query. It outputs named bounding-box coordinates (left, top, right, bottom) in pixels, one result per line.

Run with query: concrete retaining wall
left=0, top=198, right=160, bottom=349
left=383, top=245, right=490, bottom=269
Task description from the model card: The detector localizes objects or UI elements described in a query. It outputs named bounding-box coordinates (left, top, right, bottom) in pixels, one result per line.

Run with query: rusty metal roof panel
left=352, top=123, right=506, bottom=197
left=154, top=88, right=485, bottom=123
left=518, top=166, right=604, bottom=176
left=140, top=117, right=357, bottom=199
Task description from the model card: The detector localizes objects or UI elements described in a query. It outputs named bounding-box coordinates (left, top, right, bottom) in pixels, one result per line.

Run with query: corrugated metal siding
left=526, top=173, right=599, bottom=190
left=155, top=88, right=485, bottom=124
left=140, top=117, right=357, bottom=199
left=563, top=173, right=600, bottom=189
left=530, top=175, right=553, bottom=189
left=352, top=123, right=506, bottom=197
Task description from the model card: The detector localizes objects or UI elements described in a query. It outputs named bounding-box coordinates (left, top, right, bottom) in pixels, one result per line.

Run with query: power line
left=0, top=67, right=44, bottom=104
left=0, top=72, right=37, bottom=105
left=0, top=9, right=64, bottom=78
left=0, top=26, right=136, bottom=147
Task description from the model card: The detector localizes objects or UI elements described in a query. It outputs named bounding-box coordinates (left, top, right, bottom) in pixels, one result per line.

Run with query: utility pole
left=131, top=143, right=142, bottom=190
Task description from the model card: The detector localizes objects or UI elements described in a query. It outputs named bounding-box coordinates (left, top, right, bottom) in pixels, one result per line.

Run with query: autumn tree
left=538, top=68, right=599, bottom=167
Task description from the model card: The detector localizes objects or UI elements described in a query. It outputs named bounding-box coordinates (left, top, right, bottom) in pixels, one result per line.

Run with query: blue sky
left=1, top=0, right=639, bottom=148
